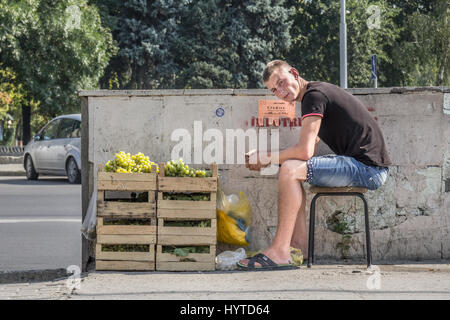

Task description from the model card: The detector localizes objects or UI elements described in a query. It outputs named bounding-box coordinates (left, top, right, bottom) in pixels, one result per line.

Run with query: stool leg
left=308, top=194, right=319, bottom=268
left=359, top=194, right=372, bottom=268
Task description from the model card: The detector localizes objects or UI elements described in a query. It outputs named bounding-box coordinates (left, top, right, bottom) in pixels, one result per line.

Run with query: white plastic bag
left=81, top=187, right=97, bottom=240
left=215, top=248, right=247, bottom=270
left=80, top=163, right=100, bottom=240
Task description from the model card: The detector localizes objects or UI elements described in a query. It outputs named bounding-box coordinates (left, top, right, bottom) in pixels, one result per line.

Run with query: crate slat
left=157, top=209, right=216, bottom=219
left=97, top=166, right=157, bottom=191
left=156, top=245, right=216, bottom=271
left=156, top=262, right=215, bottom=271
left=96, top=244, right=155, bottom=261
left=97, top=234, right=157, bottom=244
left=98, top=171, right=157, bottom=182
left=98, top=180, right=157, bottom=191
left=157, top=216, right=217, bottom=246
left=157, top=198, right=215, bottom=210
left=96, top=260, right=155, bottom=271
left=98, top=224, right=157, bottom=235
left=97, top=202, right=156, bottom=218
left=158, top=177, right=217, bottom=192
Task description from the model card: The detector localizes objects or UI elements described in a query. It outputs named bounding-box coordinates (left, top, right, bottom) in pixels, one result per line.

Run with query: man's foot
left=238, top=247, right=292, bottom=268
left=236, top=252, right=298, bottom=271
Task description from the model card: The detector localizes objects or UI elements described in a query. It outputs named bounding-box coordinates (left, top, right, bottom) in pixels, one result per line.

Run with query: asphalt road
left=0, top=176, right=81, bottom=271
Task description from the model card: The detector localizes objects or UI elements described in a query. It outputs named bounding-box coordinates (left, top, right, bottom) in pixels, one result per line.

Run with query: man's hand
left=245, top=149, right=271, bottom=171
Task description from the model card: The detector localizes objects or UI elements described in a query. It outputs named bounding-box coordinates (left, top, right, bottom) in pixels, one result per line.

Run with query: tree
left=94, top=0, right=293, bottom=89
left=0, top=66, right=31, bottom=145
left=283, top=0, right=400, bottom=88
left=386, top=0, right=449, bottom=86
left=0, top=0, right=116, bottom=144
left=174, top=0, right=293, bottom=89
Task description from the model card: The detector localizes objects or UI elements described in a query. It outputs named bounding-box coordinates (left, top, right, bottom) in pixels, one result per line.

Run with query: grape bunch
left=164, top=158, right=212, bottom=177
left=104, top=151, right=159, bottom=174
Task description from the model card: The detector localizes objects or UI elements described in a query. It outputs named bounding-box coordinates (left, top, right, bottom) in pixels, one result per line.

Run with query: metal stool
left=307, top=186, right=372, bottom=268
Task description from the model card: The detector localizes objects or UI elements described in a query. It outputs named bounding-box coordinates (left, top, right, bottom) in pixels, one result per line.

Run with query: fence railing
left=0, top=146, right=25, bottom=156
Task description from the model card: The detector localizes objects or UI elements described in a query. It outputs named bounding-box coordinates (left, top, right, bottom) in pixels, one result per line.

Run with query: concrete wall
left=80, top=87, right=450, bottom=269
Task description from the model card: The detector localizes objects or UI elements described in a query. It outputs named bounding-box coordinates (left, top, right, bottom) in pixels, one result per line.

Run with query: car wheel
left=25, top=155, right=39, bottom=180
left=66, top=157, right=81, bottom=184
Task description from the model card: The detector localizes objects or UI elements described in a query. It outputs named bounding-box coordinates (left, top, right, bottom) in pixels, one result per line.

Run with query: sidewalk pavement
left=1, top=262, right=450, bottom=300
left=0, top=164, right=25, bottom=176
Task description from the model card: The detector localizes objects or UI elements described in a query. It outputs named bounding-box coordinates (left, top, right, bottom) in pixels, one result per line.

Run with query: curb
left=0, top=156, right=24, bottom=165
left=0, top=269, right=69, bottom=284
left=0, top=171, right=26, bottom=176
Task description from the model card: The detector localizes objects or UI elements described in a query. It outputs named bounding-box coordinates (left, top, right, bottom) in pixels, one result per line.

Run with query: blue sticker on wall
left=216, top=107, right=225, bottom=117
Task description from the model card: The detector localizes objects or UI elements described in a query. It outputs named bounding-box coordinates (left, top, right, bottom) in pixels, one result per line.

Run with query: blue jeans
left=306, top=155, right=389, bottom=190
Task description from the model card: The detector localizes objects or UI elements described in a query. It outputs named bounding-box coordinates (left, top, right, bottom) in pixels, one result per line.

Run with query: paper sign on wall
left=258, top=100, right=296, bottom=126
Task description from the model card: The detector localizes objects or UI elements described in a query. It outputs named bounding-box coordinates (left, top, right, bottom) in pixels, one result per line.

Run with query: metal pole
left=371, top=54, right=378, bottom=88
left=340, top=0, right=348, bottom=88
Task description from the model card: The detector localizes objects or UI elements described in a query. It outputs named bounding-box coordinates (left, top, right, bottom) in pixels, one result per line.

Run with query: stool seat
left=309, top=186, right=368, bottom=194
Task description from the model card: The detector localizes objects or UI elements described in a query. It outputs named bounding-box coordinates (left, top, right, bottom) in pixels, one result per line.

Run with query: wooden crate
left=157, top=163, right=218, bottom=193
left=157, top=162, right=217, bottom=245
left=96, top=217, right=157, bottom=271
left=96, top=243, right=156, bottom=271
left=156, top=163, right=218, bottom=271
left=96, top=164, right=158, bottom=271
left=96, top=217, right=157, bottom=245
left=97, top=165, right=157, bottom=219
left=156, top=244, right=216, bottom=271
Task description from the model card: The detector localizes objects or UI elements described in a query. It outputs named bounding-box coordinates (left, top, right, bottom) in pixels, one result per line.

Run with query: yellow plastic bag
left=216, top=190, right=251, bottom=246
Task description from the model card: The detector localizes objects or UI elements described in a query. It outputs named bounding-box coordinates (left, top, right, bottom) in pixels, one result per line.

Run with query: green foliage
left=0, top=67, right=25, bottom=119
left=0, top=0, right=116, bottom=130
left=103, top=218, right=152, bottom=225
left=175, top=0, right=293, bottom=89
left=326, top=211, right=353, bottom=259
left=386, top=0, right=449, bottom=86
left=162, top=245, right=210, bottom=257
left=102, top=244, right=150, bottom=252
left=94, top=0, right=293, bottom=89
left=284, top=0, right=400, bottom=88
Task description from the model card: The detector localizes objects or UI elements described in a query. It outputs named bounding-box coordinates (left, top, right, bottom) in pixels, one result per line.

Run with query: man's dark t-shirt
left=301, top=81, right=391, bottom=168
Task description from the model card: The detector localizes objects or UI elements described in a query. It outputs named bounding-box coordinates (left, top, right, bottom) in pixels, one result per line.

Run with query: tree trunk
left=22, top=104, right=31, bottom=145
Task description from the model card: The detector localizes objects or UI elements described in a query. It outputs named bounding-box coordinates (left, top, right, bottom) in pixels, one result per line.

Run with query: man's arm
left=247, top=116, right=322, bottom=169
left=273, top=115, right=322, bottom=163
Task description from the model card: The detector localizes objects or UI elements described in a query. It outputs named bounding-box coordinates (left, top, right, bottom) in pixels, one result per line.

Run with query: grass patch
left=103, top=218, right=152, bottom=225
left=162, top=192, right=210, bottom=201
left=163, top=220, right=211, bottom=227
left=102, top=244, right=150, bottom=252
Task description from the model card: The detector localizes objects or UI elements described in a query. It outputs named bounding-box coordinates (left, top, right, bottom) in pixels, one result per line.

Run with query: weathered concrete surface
left=2, top=263, right=450, bottom=300
left=80, top=87, right=450, bottom=265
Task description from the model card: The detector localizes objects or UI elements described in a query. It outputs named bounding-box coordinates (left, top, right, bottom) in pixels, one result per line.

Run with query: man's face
left=264, top=67, right=300, bottom=102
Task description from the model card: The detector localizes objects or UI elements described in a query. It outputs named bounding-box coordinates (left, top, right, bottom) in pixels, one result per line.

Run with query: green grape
left=105, top=151, right=158, bottom=174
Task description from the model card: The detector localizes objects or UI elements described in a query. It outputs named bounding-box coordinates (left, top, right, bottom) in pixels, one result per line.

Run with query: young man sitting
left=237, top=60, right=391, bottom=270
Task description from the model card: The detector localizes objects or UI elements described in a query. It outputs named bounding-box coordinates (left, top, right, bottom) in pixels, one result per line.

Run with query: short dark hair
left=262, top=60, right=292, bottom=83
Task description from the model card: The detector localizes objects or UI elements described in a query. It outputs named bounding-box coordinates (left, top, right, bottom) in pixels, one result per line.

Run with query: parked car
left=23, top=114, right=81, bottom=184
